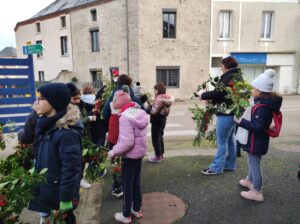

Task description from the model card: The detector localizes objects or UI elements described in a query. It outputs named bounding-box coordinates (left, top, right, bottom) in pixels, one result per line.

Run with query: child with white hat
left=235, top=69, right=283, bottom=202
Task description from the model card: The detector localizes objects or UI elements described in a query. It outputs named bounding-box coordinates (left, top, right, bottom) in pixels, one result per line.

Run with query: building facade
left=15, top=0, right=300, bottom=98
left=211, top=0, right=300, bottom=94
left=15, top=0, right=211, bottom=99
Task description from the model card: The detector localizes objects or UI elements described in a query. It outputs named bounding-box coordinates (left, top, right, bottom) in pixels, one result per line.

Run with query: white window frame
left=261, top=11, right=274, bottom=39
left=219, top=11, right=232, bottom=39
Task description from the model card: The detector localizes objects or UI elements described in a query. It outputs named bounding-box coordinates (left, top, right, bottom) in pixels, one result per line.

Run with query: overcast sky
left=0, top=0, right=54, bottom=50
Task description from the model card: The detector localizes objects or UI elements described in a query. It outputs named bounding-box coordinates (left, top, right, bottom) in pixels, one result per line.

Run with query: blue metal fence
left=0, top=55, right=35, bottom=133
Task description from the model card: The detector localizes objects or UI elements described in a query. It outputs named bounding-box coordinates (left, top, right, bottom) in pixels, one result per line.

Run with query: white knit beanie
left=251, top=69, right=275, bottom=92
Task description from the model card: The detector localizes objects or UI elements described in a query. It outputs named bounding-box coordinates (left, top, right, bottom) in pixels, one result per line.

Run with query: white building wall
left=211, top=0, right=300, bottom=94
left=278, top=66, right=293, bottom=93
left=15, top=15, right=73, bottom=81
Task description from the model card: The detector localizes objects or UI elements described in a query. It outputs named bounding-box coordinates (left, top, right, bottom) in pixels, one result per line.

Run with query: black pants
left=107, top=142, right=122, bottom=190
left=122, top=158, right=142, bottom=217
left=151, top=120, right=166, bottom=157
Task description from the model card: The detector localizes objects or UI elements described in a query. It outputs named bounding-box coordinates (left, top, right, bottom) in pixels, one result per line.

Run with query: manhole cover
left=135, top=192, right=187, bottom=224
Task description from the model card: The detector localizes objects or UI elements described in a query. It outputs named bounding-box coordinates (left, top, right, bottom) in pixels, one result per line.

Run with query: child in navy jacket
left=235, top=69, right=282, bottom=202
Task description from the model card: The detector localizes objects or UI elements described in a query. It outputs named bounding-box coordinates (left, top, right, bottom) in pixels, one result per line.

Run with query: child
left=235, top=69, right=282, bottom=202
left=147, top=83, right=174, bottom=163
left=28, top=83, right=82, bottom=224
left=108, top=87, right=148, bottom=224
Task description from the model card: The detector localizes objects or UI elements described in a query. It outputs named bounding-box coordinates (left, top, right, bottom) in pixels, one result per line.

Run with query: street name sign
left=23, top=44, right=44, bottom=55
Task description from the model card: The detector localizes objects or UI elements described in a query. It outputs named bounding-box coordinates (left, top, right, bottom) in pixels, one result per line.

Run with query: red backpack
left=251, top=104, right=283, bottom=138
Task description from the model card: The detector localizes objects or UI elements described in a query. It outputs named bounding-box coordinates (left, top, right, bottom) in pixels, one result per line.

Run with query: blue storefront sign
left=231, top=53, right=267, bottom=65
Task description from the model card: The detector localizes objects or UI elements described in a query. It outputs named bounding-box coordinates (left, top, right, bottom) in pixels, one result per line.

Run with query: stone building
left=15, top=0, right=211, bottom=98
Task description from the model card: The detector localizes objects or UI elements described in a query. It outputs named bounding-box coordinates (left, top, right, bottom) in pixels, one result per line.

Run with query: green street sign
left=23, top=44, right=44, bottom=55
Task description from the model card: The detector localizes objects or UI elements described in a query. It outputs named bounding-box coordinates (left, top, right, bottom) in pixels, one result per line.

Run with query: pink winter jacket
left=111, top=104, right=148, bottom=159
left=150, top=94, right=175, bottom=117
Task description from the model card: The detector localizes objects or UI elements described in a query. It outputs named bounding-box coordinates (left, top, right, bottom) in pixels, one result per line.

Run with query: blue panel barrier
left=0, top=55, right=35, bottom=133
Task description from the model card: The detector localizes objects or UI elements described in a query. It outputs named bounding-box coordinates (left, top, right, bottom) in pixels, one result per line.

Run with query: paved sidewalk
left=100, top=148, right=300, bottom=224
left=19, top=141, right=300, bottom=223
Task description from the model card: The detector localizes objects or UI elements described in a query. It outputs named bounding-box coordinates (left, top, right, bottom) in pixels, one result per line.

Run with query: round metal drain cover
left=137, top=192, right=187, bottom=224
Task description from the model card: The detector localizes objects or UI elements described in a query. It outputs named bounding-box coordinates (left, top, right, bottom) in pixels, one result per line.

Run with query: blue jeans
left=247, top=153, right=262, bottom=191
left=209, top=115, right=236, bottom=174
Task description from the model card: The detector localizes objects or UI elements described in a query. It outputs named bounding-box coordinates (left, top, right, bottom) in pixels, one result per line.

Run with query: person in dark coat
left=102, top=74, right=145, bottom=122
left=235, top=69, right=282, bottom=202
left=199, top=56, right=240, bottom=175
left=28, top=83, right=82, bottom=224
left=17, top=108, right=39, bottom=158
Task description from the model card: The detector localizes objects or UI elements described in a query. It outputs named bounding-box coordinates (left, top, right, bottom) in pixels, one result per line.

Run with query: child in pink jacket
left=108, top=86, right=148, bottom=224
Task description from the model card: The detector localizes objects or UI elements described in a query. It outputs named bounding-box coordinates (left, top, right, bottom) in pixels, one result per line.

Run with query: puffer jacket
left=149, top=93, right=174, bottom=123
left=238, top=96, right=282, bottom=156
left=110, top=103, right=148, bottom=159
left=28, top=104, right=83, bottom=213
left=107, top=101, right=120, bottom=144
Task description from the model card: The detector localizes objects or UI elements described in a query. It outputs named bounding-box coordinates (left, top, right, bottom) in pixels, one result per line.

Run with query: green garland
left=0, top=168, right=47, bottom=224
left=82, top=138, right=108, bottom=182
left=190, top=71, right=252, bottom=146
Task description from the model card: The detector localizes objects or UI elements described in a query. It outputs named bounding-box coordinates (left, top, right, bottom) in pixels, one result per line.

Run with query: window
left=61, top=16, right=66, bottom=28
left=219, top=11, right=232, bottom=39
left=211, top=57, right=222, bottom=67
left=38, top=71, right=45, bottom=82
left=163, top=11, right=176, bottom=38
left=156, top=67, right=180, bottom=88
left=36, top=40, right=43, bottom=58
left=36, top=22, right=41, bottom=33
left=261, top=11, right=273, bottom=39
left=90, top=9, right=97, bottom=21
left=90, top=29, right=100, bottom=52
left=60, top=36, right=68, bottom=55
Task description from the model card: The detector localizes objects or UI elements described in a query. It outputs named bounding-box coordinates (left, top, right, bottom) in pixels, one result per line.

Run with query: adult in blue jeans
left=199, top=56, right=241, bottom=175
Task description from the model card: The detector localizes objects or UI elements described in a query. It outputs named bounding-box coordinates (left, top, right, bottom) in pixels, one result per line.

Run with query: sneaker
left=240, top=190, right=264, bottom=202
left=98, top=167, right=107, bottom=178
left=114, top=212, right=132, bottom=223
left=201, top=168, right=218, bottom=175
left=112, top=188, right=123, bottom=198
left=40, top=216, right=50, bottom=224
left=131, top=208, right=143, bottom=218
left=148, top=155, right=162, bottom=163
left=239, top=179, right=254, bottom=189
left=80, top=179, right=92, bottom=189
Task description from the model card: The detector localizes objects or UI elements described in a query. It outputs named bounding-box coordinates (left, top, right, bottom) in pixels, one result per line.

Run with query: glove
left=234, top=116, right=242, bottom=124
left=108, top=150, right=114, bottom=159
left=59, top=201, right=73, bottom=212
left=88, top=115, right=97, bottom=122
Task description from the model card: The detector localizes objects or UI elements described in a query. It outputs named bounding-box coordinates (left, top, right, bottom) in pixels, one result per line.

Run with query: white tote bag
left=236, top=106, right=252, bottom=145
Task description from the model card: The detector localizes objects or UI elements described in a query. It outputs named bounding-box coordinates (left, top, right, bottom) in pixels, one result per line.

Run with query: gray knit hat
left=251, top=69, right=275, bottom=92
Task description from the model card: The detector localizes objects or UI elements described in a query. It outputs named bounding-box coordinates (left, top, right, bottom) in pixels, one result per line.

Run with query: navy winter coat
left=201, top=68, right=241, bottom=115
left=102, top=85, right=144, bottom=122
left=28, top=104, right=83, bottom=213
left=238, top=96, right=282, bottom=156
